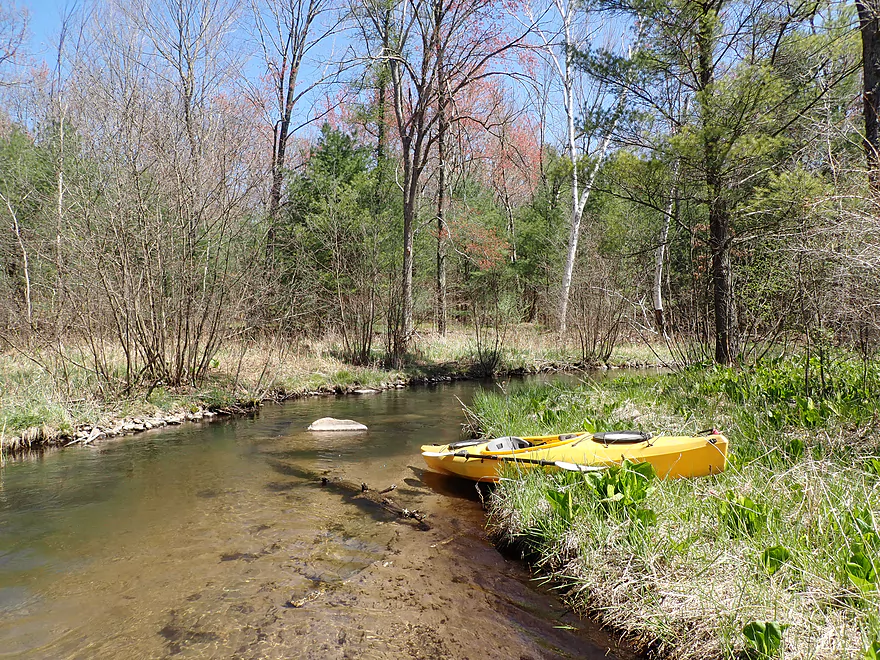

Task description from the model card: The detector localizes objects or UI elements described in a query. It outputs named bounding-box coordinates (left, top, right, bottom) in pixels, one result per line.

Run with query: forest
left=0, top=0, right=877, bottom=391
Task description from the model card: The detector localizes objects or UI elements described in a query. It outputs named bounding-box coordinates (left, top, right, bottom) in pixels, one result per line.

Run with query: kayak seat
left=485, top=436, right=530, bottom=452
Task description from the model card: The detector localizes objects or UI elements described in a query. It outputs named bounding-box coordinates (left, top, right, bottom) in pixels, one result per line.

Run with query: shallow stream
left=0, top=379, right=637, bottom=659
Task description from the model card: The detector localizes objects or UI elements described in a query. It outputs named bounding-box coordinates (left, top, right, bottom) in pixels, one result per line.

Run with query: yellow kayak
left=421, top=430, right=728, bottom=482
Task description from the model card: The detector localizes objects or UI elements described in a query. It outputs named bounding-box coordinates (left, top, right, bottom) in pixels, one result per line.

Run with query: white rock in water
left=353, top=388, right=380, bottom=395
left=307, top=417, right=368, bottom=431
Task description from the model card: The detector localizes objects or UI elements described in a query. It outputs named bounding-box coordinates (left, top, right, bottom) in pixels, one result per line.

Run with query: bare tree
left=351, top=0, right=530, bottom=346
left=60, top=0, right=264, bottom=388
left=249, top=0, right=342, bottom=229
left=0, top=3, right=27, bottom=87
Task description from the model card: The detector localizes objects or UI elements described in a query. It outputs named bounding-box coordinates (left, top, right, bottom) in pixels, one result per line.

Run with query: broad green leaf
left=761, top=545, right=791, bottom=576
left=784, top=438, right=804, bottom=459
left=845, top=552, right=878, bottom=593
left=743, top=620, right=786, bottom=657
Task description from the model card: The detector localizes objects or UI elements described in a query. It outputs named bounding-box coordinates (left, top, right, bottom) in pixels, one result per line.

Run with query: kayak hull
left=421, top=432, right=728, bottom=483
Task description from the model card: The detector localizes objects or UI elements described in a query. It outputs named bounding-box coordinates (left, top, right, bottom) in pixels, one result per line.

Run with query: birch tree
left=524, top=0, right=637, bottom=333
left=651, top=96, right=687, bottom=338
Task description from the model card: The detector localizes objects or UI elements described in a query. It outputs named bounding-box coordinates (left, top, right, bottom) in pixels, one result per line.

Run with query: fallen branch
left=320, top=477, right=431, bottom=530
left=285, top=588, right=326, bottom=608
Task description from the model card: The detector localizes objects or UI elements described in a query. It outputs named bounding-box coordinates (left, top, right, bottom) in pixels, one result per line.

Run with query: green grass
left=476, top=357, right=880, bottom=659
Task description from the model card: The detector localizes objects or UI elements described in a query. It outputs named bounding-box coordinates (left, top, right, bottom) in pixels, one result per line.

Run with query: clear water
left=0, top=378, right=635, bottom=659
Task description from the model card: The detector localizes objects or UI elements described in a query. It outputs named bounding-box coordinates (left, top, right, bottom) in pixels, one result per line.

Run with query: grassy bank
left=473, top=357, right=880, bottom=659
left=0, top=326, right=666, bottom=456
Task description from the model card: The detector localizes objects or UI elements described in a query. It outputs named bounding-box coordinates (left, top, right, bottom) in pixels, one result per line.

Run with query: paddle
left=421, top=450, right=606, bottom=473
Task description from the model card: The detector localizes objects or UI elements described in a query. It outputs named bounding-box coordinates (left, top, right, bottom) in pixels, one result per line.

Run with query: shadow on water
left=415, top=466, right=485, bottom=502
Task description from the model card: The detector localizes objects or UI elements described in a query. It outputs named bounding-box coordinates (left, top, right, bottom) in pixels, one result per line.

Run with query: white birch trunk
left=554, top=9, right=637, bottom=334
left=2, top=193, right=33, bottom=325
left=56, top=111, right=65, bottom=305
left=654, top=98, right=686, bottom=339
left=653, top=194, right=672, bottom=338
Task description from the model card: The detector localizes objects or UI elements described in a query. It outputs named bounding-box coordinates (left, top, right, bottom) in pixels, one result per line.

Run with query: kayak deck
left=421, top=431, right=728, bottom=482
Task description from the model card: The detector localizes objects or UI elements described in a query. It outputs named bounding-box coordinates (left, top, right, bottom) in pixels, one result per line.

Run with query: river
left=0, top=379, right=637, bottom=659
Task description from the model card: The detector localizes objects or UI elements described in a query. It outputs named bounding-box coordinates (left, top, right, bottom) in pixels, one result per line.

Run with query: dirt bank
left=1, top=356, right=662, bottom=458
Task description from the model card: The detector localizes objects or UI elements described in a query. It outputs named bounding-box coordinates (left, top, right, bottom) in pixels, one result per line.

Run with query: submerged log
left=320, top=477, right=430, bottom=531
left=265, top=459, right=429, bottom=530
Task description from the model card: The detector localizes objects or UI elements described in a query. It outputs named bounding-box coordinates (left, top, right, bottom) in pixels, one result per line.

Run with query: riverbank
left=472, top=358, right=880, bottom=659
left=0, top=327, right=666, bottom=457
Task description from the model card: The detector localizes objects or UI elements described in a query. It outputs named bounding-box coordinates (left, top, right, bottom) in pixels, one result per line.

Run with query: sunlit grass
left=477, top=360, right=880, bottom=659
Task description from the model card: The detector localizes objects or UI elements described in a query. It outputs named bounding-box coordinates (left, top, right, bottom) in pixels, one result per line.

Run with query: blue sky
left=11, top=0, right=606, bottom=151
left=21, top=0, right=68, bottom=57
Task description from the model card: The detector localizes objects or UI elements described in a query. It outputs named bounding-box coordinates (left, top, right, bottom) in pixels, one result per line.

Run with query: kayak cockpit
left=484, top=436, right=530, bottom=452
left=447, top=432, right=586, bottom=453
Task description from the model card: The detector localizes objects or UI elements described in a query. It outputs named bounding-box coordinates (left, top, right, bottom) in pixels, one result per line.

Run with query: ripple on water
left=0, top=548, right=50, bottom=574
left=0, top=585, right=34, bottom=614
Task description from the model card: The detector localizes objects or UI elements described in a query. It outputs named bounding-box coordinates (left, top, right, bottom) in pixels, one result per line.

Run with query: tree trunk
left=269, top=120, right=287, bottom=218
left=655, top=106, right=685, bottom=338
left=697, top=1, right=734, bottom=364
left=402, top=158, right=417, bottom=341
left=709, top=195, right=734, bottom=363
left=558, top=137, right=611, bottom=336
left=2, top=193, right=32, bottom=325
left=557, top=17, right=578, bottom=335
left=56, top=111, right=65, bottom=312
left=556, top=11, right=631, bottom=334
left=558, top=203, right=580, bottom=335
left=858, top=0, right=880, bottom=191
left=402, top=209, right=415, bottom=340
left=376, top=10, right=389, bottom=202
left=505, top=204, right=516, bottom=263
left=435, top=80, right=448, bottom=335
left=260, top=0, right=319, bottom=255
left=653, top=194, right=673, bottom=337
left=268, top=86, right=295, bottom=255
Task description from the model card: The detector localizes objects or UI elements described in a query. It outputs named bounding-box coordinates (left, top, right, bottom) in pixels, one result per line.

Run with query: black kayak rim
left=590, top=431, right=652, bottom=444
